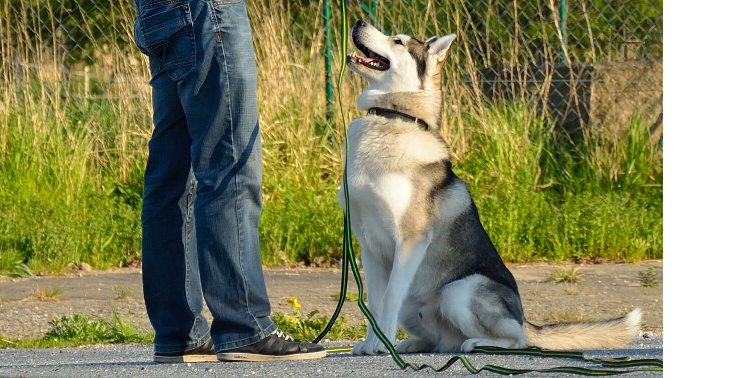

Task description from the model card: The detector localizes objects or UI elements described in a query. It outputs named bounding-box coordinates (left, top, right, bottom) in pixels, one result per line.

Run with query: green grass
left=0, top=96, right=663, bottom=275
left=0, top=2, right=662, bottom=275
left=0, top=311, right=153, bottom=349
left=0, top=304, right=391, bottom=348
left=0, top=99, right=144, bottom=276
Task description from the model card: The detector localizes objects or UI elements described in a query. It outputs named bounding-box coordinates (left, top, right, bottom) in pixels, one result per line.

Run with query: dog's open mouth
left=349, top=36, right=390, bottom=71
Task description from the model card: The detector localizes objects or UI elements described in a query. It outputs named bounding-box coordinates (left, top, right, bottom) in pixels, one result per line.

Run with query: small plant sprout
left=639, top=266, right=658, bottom=288
left=549, top=267, right=584, bottom=284
left=562, top=282, right=580, bottom=296
left=546, top=311, right=592, bottom=323
left=329, top=292, right=367, bottom=302
left=112, top=284, right=135, bottom=300
left=26, top=285, right=65, bottom=301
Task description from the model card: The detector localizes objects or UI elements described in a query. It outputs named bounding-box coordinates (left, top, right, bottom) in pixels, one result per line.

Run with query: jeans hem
left=154, top=332, right=212, bottom=354
left=215, top=322, right=277, bottom=352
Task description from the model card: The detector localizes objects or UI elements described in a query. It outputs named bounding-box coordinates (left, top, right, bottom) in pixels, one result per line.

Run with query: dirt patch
left=0, top=261, right=662, bottom=340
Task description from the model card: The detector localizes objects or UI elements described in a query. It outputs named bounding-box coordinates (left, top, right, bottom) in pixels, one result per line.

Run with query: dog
left=337, top=20, right=641, bottom=355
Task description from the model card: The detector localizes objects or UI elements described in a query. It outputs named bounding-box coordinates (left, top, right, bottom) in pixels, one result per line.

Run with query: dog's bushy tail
left=523, top=308, right=642, bottom=350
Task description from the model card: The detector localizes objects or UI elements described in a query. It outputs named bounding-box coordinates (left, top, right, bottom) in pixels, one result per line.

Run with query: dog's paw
left=395, top=338, right=433, bottom=354
left=351, top=338, right=388, bottom=355
left=460, top=338, right=479, bottom=353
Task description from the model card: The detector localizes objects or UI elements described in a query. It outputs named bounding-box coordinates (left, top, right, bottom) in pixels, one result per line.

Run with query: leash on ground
left=310, top=1, right=663, bottom=375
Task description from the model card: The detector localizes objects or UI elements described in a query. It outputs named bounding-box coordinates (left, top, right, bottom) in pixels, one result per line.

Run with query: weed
left=330, top=292, right=366, bottom=302
left=639, top=266, right=658, bottom=288
left=112, top=284, right=134, bottom=300
left=272, top=297, right=405, bottom=341
left=26, top=285, right=65, bottom=301
left=562, top=283, right=580, bottom=296
left=273, top=297, right=359, bottom=341
left=0, top=335, right=16, bottom=347
left=549, top=267, right=584, bottom=284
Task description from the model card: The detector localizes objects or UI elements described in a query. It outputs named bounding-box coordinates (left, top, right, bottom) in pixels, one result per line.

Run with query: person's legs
left=177, top=0, right=275, bottom=351
left=134, top=0, right=210, bottom=356
left=141, top=72, right=210, bottom=354
left=136, top=0, right=324, bottom=360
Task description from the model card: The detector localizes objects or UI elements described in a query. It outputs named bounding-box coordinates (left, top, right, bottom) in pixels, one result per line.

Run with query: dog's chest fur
left=341, top=116, right=449, bottom=250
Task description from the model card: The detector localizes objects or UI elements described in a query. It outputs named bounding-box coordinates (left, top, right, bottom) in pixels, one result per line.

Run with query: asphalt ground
left=0, top=337, right=662, bottom=378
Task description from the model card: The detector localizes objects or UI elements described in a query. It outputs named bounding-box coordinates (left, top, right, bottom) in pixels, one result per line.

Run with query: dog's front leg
left=354, top=234, right=432, bottom=355
left=351, top=247, right=391, bottom=355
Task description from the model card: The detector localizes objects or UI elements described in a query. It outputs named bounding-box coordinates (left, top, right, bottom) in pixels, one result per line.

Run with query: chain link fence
left=0, top=0, right=662, bottom=132
left=0, top=0, right=143, bottom=100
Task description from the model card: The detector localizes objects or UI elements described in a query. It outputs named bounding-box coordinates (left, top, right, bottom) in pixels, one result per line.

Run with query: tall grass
left=0, top=1, right=662, bottom=275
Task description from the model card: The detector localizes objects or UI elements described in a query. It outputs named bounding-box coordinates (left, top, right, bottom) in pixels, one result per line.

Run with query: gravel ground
left=0, top=262, right=664, bottom=377
left=0, top=336, right=662, bottom=378
left=0, top=262, right=663, bottom=340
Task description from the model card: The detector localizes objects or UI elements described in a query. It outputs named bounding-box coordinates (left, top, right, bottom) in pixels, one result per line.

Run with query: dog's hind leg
left=395, top=297, right=437, bottom=353
left=395, top=295, right=468, bottom=353
left=459, top=318, right=525, bottom=352
left=440, top=275, right=527, bottom=352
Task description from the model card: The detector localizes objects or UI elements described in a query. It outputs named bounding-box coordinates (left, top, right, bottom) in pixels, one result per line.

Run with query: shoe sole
left=154, top=354, right=220, bottom=363
left=217, top=350, right=327, bottom=362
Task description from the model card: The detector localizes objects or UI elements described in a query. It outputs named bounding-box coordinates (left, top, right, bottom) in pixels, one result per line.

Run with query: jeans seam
left=183, top=177, right=199, bottom=337
left=214, top=0, right=263, bottom=336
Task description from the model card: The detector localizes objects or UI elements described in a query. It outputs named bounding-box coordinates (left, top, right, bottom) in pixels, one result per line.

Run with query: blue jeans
left=133, top=0, right=276, bottom=353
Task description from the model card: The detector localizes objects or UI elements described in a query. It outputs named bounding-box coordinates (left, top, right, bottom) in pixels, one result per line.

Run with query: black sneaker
left=217, top=330, right=327, bottom=361
left=154, top=339, right=218, bottom=363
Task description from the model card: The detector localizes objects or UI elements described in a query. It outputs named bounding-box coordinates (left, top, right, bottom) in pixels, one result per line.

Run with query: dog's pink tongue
left=355, top=54, right=384, bottom=65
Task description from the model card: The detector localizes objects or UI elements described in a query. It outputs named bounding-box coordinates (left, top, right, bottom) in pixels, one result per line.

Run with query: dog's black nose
left=355, top=19, right=367, bottom=28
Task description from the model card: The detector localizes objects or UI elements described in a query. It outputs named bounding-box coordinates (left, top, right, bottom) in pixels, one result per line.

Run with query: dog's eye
left=393, top=39, right=403, bottom=46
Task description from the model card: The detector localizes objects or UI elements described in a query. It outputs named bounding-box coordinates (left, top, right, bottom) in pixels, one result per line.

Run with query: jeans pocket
left=135, top=3, right=195, bottom=78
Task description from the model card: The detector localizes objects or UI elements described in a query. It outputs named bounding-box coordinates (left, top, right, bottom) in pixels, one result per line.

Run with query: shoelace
left=273, top=329, right=295, bottom=342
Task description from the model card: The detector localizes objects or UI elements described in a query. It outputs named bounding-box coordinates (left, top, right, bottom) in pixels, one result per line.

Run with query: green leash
left=312, top=1, right=663, bottom=375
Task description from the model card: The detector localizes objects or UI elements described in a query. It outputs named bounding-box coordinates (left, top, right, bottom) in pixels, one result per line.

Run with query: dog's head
left=347, top=20, right=456, bottom=94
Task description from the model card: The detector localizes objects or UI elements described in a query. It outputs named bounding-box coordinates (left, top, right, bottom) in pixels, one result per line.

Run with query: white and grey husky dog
left=338, top=20, right=641, bottom=356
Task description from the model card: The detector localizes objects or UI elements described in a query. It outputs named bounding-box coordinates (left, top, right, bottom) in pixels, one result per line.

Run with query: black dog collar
left=367, top=108, right=430, bottom=130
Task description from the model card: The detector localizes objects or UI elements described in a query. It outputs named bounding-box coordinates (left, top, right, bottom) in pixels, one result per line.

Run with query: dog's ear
left=424, top=36, right=438, bottom=45
left=428, top=34, right=456, bottom=65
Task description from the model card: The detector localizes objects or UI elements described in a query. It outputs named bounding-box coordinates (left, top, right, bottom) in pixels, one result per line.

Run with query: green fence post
left=324, top=0, right=335, bottom=123
left=361, top=1, right=384, bottom=34
left=559, top=0, right=567, bottom=63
